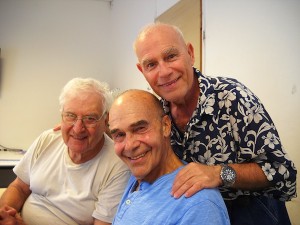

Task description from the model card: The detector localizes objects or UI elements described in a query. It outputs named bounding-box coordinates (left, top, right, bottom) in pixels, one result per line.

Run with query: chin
left=131, top=169, right=147, bottom=180
left=68, top=143, right=87, bottom=152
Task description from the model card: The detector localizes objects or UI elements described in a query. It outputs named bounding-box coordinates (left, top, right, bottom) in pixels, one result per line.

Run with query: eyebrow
left=162, top=46, right=178, bottom=55
left=63, top=111, right=100, bottom=116
left=131, top=120, right=149, bottom=128
left=141, top=46, right=178, bottom=67
left=109, top=120, right=149, bottom=135
left=141, top=58, right=152, bottom=67
left=109, top=128, right=118, bottom=135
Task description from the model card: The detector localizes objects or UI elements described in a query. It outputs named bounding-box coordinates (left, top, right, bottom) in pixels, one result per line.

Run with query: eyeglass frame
left=61, top=111, right=107, bottom=128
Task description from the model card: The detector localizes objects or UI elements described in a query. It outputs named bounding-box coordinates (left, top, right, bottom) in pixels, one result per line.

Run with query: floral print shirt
left=161, top=68, right=297, bottom=201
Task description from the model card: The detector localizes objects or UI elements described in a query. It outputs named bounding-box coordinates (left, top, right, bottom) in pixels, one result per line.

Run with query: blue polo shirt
left=113, top=166, right=230, bottom=225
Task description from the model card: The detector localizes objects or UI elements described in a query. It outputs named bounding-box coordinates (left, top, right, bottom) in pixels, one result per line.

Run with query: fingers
left=15, top=213, right=25, bottom=225
left=172, top=177, right=206, bottom=198
left=0, top=210, right=17, bottom=225
left=0, top=209, right=6, bottom=220
left=171, top=165, right=191, bottom=196
left=53, top=124, right=61, bottom=131
left=0, top=206, right=17, bottom=217
left=0, top=210, right=23, bottom=225
left=171, top=163, right=203, bottom=198
left=171, top=163, right=220, bottom=198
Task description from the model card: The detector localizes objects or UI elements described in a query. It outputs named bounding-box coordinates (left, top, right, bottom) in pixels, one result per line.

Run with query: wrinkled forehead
left=136, top=30, right=185, bottom=61
left=109, top=94, right=156, bottom=128
left=65, top=90, right=100, bottom=100
left=110, top=101, right=148, bottom=120
left=63, top=91, right=103, bottom=111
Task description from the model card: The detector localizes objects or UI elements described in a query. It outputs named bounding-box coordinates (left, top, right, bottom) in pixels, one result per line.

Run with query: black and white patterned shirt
left=161, top=68, right=297, bottom=201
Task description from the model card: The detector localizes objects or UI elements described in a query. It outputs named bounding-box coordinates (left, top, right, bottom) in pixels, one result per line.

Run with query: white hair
left=59, top=77, right=113, bottom=113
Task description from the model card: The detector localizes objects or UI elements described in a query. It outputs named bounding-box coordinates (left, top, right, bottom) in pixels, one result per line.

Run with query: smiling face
left=61, top=91, right=107, bottom=163
left=109, top=90, right=173, bottom=183
left=135, top=24, right=195, bottom=104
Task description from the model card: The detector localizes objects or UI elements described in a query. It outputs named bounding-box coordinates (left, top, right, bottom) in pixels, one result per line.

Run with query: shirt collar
left=161, top=67, right=218, bottom=117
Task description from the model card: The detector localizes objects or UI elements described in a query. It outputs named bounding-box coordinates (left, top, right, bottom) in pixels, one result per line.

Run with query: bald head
left=133, top=23, right=186, bottom=54
left=109, top=89, right=171, bottom=144
left=110, top=89, right=165, bottom=121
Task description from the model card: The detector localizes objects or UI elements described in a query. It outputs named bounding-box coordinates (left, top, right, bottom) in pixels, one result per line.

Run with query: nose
left=124, top=133, right=139, bottom=152
left=157, top=61, right=172, bottom=78
left=72, top=118, right=86, bottom=133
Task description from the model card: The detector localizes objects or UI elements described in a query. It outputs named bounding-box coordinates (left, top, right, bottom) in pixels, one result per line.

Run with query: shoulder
left=39, top=129, right=62, bottom=141
left=16, top=129, right=64, bottom=169
left=200, top=74, right=263, bottom=112
left=29, top=129, right=63, bottom=155
left=101, top=134, right=119, bottom=159
left=202, top=73, right=248, bottom=93
left=181, top=188, right=228, bottom=217
left=193, top=187, right=224, bottom=203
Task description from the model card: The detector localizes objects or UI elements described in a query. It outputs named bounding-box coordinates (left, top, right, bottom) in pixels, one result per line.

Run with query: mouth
left=128, top=151, right=148, bottom=160
left=159, top=77, right=180, bottom=87
left=71, top=135, right=87, bottom=140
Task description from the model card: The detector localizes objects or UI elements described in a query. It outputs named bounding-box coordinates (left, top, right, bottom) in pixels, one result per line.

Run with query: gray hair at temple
left=58, top=77, right=113, bottom=114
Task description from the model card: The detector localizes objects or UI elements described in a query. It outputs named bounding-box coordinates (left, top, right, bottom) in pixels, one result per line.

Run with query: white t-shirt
left=14, top=129, right=130, bottom=225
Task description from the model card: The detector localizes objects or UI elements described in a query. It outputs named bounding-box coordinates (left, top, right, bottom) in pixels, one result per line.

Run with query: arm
left=92, top=169, right=130, bottom=224
left=0, top=177, right=31, bottom=212
left=172, top=79, right=296, bottom=199
left=229, top=162, right=271, bottom=190
left=94, top=219, right=111, bottom=225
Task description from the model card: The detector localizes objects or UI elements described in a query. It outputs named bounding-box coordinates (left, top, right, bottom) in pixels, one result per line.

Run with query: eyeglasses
left=61, top=112, right=106, bottom=128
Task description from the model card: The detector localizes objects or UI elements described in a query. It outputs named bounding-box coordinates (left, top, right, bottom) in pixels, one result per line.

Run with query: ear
left=104, top=113, right=111, bottom=137
left=162, top=115, right=171, bottom=137
left=186, top=42, right=195, bottom=66
left=136, top=63, right=143, bottom=73
left=104, top=112, right=109, bottom=126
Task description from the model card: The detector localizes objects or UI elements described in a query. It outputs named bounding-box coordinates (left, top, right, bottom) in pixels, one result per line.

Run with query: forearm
left=0, top=187, right=26, bottom=211
left=0, top=178, right=31, bottom=211
left=94, top=219, right=111, bottom=225
left=220, top=163, right=271, bottom=190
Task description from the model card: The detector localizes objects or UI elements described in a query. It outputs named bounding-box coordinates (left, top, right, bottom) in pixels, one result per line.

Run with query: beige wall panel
left=156, top=0, right=202, bottom=70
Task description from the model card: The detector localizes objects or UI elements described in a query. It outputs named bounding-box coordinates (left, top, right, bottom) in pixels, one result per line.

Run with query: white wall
left=0, top=0, right=113, bottom=148
left=0, top=0, right=112, bottom=149
left=109, top=0, right=155, bottom=92
left=202, top=0, right=300, bottom=224
left=0, top=0, right=176, bottom=149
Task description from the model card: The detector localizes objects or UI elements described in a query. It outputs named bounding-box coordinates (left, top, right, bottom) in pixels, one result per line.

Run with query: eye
left=64, top=113, right=77, bottom=121
left=166, top=53, right=177, bottom=61
left=111, top=132, right=126, bottom=142
left=134, top=125, right=147, bottom=133
left=83, top=115, right=99, bottom=125
left=85, top=116, right=98, bottom=122
left=145, top=61, right=157, bottom=71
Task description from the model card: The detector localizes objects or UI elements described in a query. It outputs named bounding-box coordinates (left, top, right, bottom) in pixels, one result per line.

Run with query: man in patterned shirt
left=133, top=22, right=297, bottom=225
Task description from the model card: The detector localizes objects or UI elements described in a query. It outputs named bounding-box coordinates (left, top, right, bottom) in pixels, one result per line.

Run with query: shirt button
left=125, top=199, right=131, bottom=205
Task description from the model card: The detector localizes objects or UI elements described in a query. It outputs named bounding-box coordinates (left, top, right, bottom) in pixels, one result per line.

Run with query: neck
left=164, top=153, right=184, bottom=173
left=137, top=148, right=183, bottom=186
left=170, top=77, right=200, bottom=132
